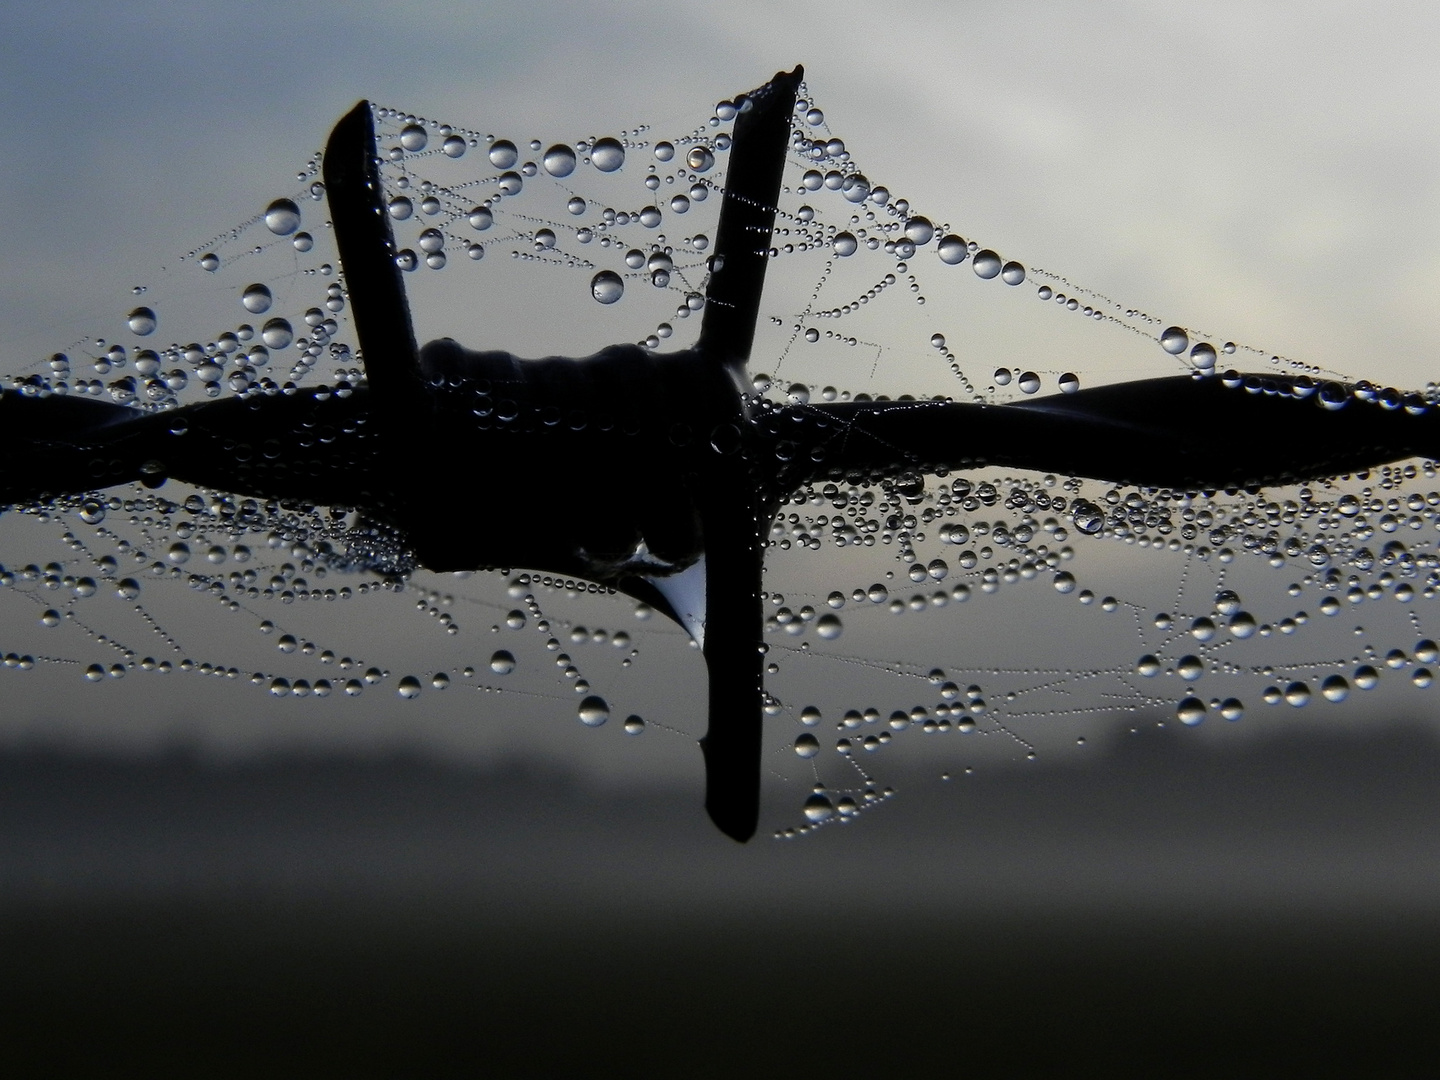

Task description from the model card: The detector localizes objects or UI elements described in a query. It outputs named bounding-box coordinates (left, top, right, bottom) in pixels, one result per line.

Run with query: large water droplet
left=261, top=318, right=293, bottom=349
left=388, top=196, right=414, bottom=220
left=127, top=307, right=156, bottom=336
left=397, top=675, right=422, bottom=699
left=972, top=250, right=1001, bottom=279
left=591, top=270, right=624, bottom=304
left=686, top=146, right=715, bottom=172
left=542, top=143, right=577, bottom=177
left=1058, top=372, right=1080, bottom=394
left=490, top=650, right=515, bottom=675
left=264, top=199, right=301, bottom=236
left=489, top=139, right=518, bottom=168
left=833, top=232, right=858, bottom=257
left=1284, top=681, right=1311, bottom=707
left=590, top=138, right=625, bottom=172
left=1321, top=675, right=1350, bottom=702
left=1160, top=326, right=1189, bottom=354
left=578, top=695, right=609, bottom=726
left=803, top=794, right=834, bottom=823
left=815, top=613, right=843, bottom=639
left=1177, top=697, right=1206, bottom=725
left=1190, top=342, right=1217, bottom=370
left=1017, top=371, right=1041, bottom=394
left=468, top=206, right=493, bottom=231
left=242, top=284, right=273, bottom=314
left=1000, top=261, right=1026, bottom=285
left=794, top=733, right=820, bottom=758
left=904, top=217, right=934, bottom=245
left=400, top=124, right=427, bottom=151
left=442, top=134, right=467, bottom=158
left=937, top=235, right=967, bottom=264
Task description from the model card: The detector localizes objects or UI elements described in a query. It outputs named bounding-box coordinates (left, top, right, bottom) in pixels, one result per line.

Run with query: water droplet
left=1160, top=326, right=1189, bottom=354
left=200, top=253, right=219, bottom=272
left=399, top=124, right=427, bottom=151
left=261, top=318, right=293, bottom=349
left=803, top=793, right=834, bottom=822
left=432, top=672, right=450, bottom=689
left=833, top=232, right=858, bottom=257
left=794, top=733, right=820, bottom=758
left=127, top=307, right=156, bottom=336
left=1177, top=655, right=1204, bottom=681
left=1229, top=612, right=1257, bottom=639
left=624, top=715, right=645, bottom=735
left=263, top=199, right=301, bottom=236
left=84, top=664, right=105, bottom=682
left=1053, top=571, right=1076, bottom=593
left=578, top=695, right=609, bottom=726
left=116, top=578, right=140, bottom=599
left=590, top=138, right=625, bottom=172
left=1000, top=261, right=1026, bottom=285
left=490, top=650, right=515, bottom=674
left=972, top=250, right=1002, bottom=279
left=539, top=143, right=577, bottom=177
left=1191, top=617, right=1216, bottom=642
left=388, top=196, right=414, bottom=220
left=686, top=146, right=715, bottom=172
left=1058, top=372, right=1080, bottom=394
left=1177, top=697, right=1206, bottom=725
left=1354, top=665, right=1379, bottom=689
left=815, top=613, right=843, bottom=639
left=1414, top=669, right=1434, bottom=688
left=590, top=270, right=624, bottom=304
left=418, top=228, right=445, bottom=254
left=1190, top=342, right=1217, bottom=370
left=937, top=235, right=967, bottom=264
left=242, top=284, right=273, bottom=314
left=1220, top=698, right=1244, bottom=721
left=1017, top=371, right=1040, bottom=394
left=654, top=141, right=675, bottom=161
left=442, top=134, right=467, bottom=158
left=468, top=206, right=493, bottom=231
left=993, top=368, right=1012, bottom=386
left=1321, top=675, right=1350, bottom=702
left=488, top=139, right=517, bottom=168
left=397, top=675, right=422, bottom=698
left=904, top=217, right=934, bottom=245
left=1137, top=655, right=1160, bottom=677
left=167, top=542, right=190, bottom=564
left=1284, top=681, right=1311, bottom=707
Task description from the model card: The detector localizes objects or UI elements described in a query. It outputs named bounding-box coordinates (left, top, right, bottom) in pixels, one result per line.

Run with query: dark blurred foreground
left=3, top=720, right=1440, bottom=1077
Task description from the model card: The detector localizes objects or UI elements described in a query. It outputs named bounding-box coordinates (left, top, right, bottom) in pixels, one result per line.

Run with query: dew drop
left=468, top=206, right=493, bottom=231
left=590, top=270, right=624, bottom=304
left=543, top=144, right=577, bottom=177
left=815, top=613, right=843, bottom=639
left=241, top=284, right=273, bottom=314
left=397, top=675, right=422, bottom=698
left=1321, top=675, right=1350, bottom=702
left=624, top=715, right=645, bottom=735
left=399, top=124, right=427, bottom=151
left=590, top=138, right=625, bottom=172
left=388, top=196, right=413, bottom=220
left=1190, top=342, right=1217, bottom=370
left=1284, top=681, right=1311, bottom=707
left=263, top=199, right=301, bottom=236
left=127, top=307, right=157, bottom=336
left=1058, top=372, right=1080, bottom=394
left=904, top=217, right=934, bottom=245
left=116, top=578, right=140, bottom=599
left=794, top=733, right=821, bottom=758
left=972, top=250, right=1002, bottom=279
left=1000, top=261, right=1026, bottom=285
left=200, top=253, right=219, bottom=272
left=937, top=235, right=968, bottom=264
left=1160, top=326, right=1189, bottom=355
left=833, top=232, right=858, bottom=257
left=1053, top=571, right=1076, bottom=593
left=1220, top=698, right=1245, bottom=721
left=803, top=793, right=834, bottom=822
left=578, top=695, right=609, bottom=726
left=490, top=650, right=516, bottom=674
left=442, top=134, right=467, bottom=158
left=1177, top=697, right=1206, bottom=725
left=261, top=318, right=293, bottom=349
left=488, top=139, right=517, bottom=168
left=1017, top=371, right=1041, bottom=394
